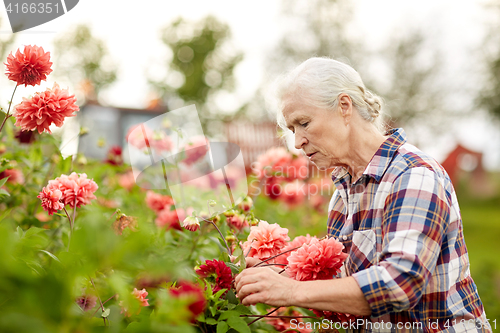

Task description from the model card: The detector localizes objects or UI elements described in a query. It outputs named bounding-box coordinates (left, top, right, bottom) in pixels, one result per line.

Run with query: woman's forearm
left=293, top=277, right=372, bottom=316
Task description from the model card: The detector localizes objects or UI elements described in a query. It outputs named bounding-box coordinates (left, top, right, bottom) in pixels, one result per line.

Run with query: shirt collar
left=331, top=128, right=406, bottom=186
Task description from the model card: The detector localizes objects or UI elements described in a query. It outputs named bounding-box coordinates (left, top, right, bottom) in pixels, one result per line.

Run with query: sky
left=1, top=0, right=499, bottom=169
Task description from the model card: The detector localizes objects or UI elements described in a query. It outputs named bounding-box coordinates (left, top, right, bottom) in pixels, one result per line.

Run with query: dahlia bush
left=0, top=45, right=346, bottom=333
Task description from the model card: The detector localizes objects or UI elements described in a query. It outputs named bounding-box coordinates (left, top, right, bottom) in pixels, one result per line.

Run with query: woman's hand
left=234, top=266, right=298, bottom=307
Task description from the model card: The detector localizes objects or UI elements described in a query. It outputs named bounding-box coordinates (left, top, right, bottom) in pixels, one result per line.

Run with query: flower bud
left=238, top=196, right=253, bottom=212
left=97, top=137, right=106, bottom=148
left=80, top=127, right=89, bottom=136
left=182, top=216, right=200, bottom=232
left=208, top=200, right=217, bottom=207
left=223, top=210, right=236, bottom=217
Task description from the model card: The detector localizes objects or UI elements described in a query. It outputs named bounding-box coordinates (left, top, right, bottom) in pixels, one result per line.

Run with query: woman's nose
left=294, top=133, right=307, bottom=150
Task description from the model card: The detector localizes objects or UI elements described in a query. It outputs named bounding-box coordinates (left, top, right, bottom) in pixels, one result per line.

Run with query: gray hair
left=274, top=57, right=385, bottom=133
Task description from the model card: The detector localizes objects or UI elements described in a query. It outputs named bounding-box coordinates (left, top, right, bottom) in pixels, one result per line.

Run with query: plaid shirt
left=327, top=129, right=491, bottom=333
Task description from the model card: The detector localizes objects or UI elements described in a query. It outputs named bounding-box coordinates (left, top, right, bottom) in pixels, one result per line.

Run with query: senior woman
left=234, top=58, right=491, bottom=332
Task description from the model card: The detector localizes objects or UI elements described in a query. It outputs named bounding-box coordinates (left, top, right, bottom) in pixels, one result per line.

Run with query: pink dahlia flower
left=118, top=171, right=136, bottom=191
left=254, top=147, right=293, bottom=179
left=37, top=187, right=64, bottom=215
left=126, top=124, right=173, bottom=153
left=4, top=45, right=53, bottom=87
left=226, top=213, right=249, bottom=231
left=150, top=131, right=173, bottom=152
left=242, top=220, right=290, bottom=261
left=126, top=124, right=154, bottom=150
left=145, top=190, right=174, bottom=213
left=182, top=136, right=209, bottom=166
left=275, top=234, right=317, bottom=266
left=155, top=207, right=192, bottom=231
left=0, top=168, right=24, bottom=184
left=132, top=288, right=149, bottom=307
left=287, top=237, right=347, bottom=281
left=76, top=294, right=97, bottom=312
left=120, top=288, right=149, bottom=317
left=46, top=172, right=98, bottom=208
left=279, top=180, right=306, bottom=208
left=13, top=83, right=79, bottom=134
left=285, top=155, right=309, bottom=181
left=195, top=259, right=232, bottom=293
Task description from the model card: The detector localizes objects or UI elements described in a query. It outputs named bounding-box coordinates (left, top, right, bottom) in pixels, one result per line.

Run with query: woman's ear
left=338, top=93, right=352, bottom=125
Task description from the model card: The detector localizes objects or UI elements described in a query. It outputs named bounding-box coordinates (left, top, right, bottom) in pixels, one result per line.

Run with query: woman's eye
left=301, top=122, right=309, bottom=127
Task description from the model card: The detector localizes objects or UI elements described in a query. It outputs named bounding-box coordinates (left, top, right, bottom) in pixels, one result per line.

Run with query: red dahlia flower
left=13, top=83, right=79, bottom=134
left=287, top=237, right=347, bottom=281
left=195, top=259, right=232, bottom=293
left=169, top=281, right=206, bottom=322
left=4, top=45, right=53, bottom=87
left=105, top=145, right=123, bottom=165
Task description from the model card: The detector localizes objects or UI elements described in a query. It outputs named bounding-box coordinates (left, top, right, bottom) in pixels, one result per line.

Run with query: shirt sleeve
left=352, top=167, right=450, bottom=317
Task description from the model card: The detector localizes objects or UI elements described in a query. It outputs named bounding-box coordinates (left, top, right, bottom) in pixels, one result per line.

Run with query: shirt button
left=342, top=235, right=348, bottom=240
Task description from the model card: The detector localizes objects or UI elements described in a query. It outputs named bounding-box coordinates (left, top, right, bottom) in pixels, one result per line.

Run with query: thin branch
left=63, top=207, right=73, bottom=250
left=248, top=307, right=281, bottom=326
left=92, top=294, right=118, bottom=316
left=197, top=215, right=232, bottom=255
left=240, top=314, right=319, bottom=319
left=253, top=246, right=302, bottom=268
left=0, top=85, right=18, bottom=134
left=89, top=277, right=107, bottom=327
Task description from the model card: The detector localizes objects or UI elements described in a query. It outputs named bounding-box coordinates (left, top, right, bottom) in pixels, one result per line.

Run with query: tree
left=53, top=24, right=117, bottom=103
left=261, top=0, right=450, bottom=142
left=149, top=16, right=243, bottom=134
left=478, top=2, right=500, bottom=122
left=372, top=30, right=445, bottom=130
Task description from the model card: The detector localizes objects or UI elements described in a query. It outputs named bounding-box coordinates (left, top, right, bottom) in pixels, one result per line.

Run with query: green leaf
left=234, top=305, right=252, bottom=315
left=217, top=321, right=229, bottom=333
left=24, top=227, right=45, bottom=238
left=226, top=262, right=240, bottom=275
left=0, top=176, right=10, bottom=187
left=206, top=317, right=217, bottom=325
left=226, top=290, right=238, bottom=305
left=0, top=189, right=10, bottom=197
left=39, top=250, right=61, bottom=263
left=101, top=308, right=110, bottom=318
left=218, top=310, right=239, bottom=321
left=227, top=316, right=251, bottom=333
left=213, top=289, right=226, bottom=300
left=16, top=226, right=23, bottom=238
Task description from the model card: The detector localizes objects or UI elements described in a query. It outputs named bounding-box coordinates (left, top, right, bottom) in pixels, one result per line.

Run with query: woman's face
left=282, top=95, right=350, bottom=170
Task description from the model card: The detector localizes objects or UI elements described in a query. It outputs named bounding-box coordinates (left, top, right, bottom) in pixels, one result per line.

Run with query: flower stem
left=198, top=216, right=232, bottom=255
left=91, top=294, right=118, bottom=316
left=89, top=276, right=107, bottom=327
left=63, top=207, right=73, bottom=251
left=247, top=307, right=280, bottom=326
left=253, top=246, right=301, bottom=268
left=0, top=85, right=18, bottom=134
